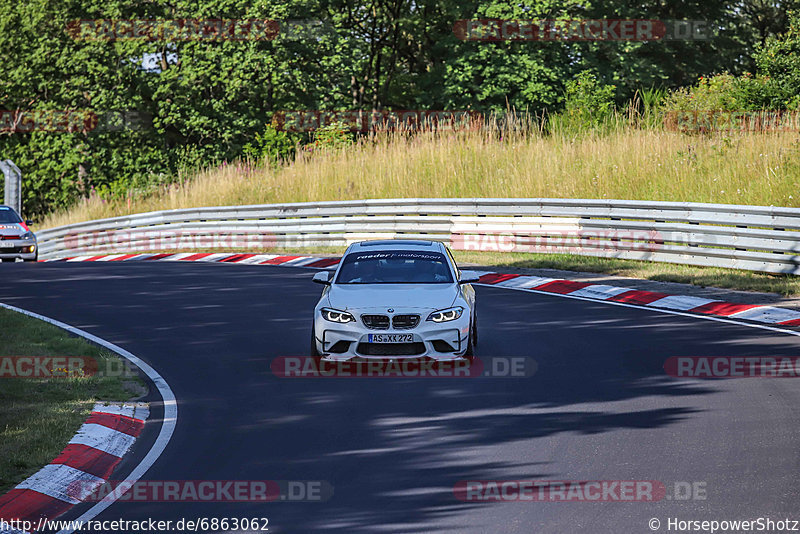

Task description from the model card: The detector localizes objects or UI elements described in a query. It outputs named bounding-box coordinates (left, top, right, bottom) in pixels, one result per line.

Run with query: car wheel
left=310, top=324, right=321, bottom=358
left=464, top=320, right=475, bottom=359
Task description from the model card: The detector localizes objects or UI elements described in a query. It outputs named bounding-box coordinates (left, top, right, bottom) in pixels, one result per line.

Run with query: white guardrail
left=36, top=198, right=800, bottom=275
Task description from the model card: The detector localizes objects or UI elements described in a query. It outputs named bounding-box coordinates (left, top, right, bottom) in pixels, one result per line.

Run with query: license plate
left=0, top=242, right=14, bottom=248
left=368, top=334, right=414, bottom=343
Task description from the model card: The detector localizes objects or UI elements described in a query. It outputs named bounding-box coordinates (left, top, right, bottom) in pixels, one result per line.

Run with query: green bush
left=630, top=86, right=669, bottom=129
left=663, top=11, right=800, bottom=117
left=309, top=122, right=354, bottom=151
left=564, top=72, right=617, bottom=123
left=753, top=11, right=800, bottom=110
left=547, top=71, right=617, bottom=135
left=662, top=73, right=746, bottom=112
left=242, top=124, right=300, bottom=165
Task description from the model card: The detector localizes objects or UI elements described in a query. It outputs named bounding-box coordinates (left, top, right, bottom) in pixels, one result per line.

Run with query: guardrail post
left=0, top=159, right=22, bottom=214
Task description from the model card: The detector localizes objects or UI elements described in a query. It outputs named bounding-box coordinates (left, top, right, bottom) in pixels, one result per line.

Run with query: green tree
left=752, top=10, right=800, bottom=109
left=2, top=0, right=799, bottom=218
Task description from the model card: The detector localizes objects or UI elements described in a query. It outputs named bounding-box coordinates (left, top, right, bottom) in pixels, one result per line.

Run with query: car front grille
left=391, top=314, right=420, bottom=329
left=0, top=246, right=23, bottom=253
left=356, top=342, right=426, bottom=356
left=361, top=314, right=390, bottom=329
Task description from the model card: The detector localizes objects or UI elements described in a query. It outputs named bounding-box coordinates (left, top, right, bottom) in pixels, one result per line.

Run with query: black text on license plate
left=368, top=334, right=414, bottom=343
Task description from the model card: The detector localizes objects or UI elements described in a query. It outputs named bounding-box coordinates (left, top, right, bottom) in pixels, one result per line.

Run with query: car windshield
left=0, top=207, right=22, bottom=224
left=336, top=250, right=453, bottom=284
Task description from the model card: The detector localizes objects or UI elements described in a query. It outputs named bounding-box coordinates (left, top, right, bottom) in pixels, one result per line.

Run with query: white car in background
left=311, top=240, right=479, bottom=361
left=0, top=205, right=37, bottom=263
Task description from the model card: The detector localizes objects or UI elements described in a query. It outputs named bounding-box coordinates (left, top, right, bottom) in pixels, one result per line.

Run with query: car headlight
left=427, top=306, right=464, bottom=323
left=321, top=308, right=355, bottom=323
left=21, top=231, right=34, bottom=240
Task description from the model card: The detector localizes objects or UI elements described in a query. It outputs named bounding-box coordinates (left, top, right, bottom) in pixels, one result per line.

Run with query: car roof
left=348, top=239, right=443, bottom=253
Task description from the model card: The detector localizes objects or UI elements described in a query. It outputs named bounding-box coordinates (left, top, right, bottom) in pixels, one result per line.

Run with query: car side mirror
left=25, top=220, right=33, bottom=226
left=312, top=271, right=331, bottom=285
left=459, top=271, right=481, bottom=284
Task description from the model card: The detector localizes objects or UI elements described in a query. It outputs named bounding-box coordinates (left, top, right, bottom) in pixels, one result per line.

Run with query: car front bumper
left=0, top=240, right=37, bottom=261
left=314, top=311, right=471, bottom=362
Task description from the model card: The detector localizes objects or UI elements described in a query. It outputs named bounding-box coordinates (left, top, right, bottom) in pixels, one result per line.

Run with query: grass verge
left=40, top=128, right=800, bottom=230
left=0, top=308, right=146, bottom=494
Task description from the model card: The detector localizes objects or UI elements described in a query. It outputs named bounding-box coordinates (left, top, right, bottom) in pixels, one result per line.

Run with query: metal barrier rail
left=36, top=198, right=800, bottom=274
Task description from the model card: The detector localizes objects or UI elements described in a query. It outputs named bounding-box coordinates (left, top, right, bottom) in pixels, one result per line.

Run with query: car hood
left=327, top=283, right=460, bottom=311
left=0, top=223, right=25, bottom=236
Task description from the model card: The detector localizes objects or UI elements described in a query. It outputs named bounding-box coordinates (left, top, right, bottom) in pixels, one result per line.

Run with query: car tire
left=464, top=320, right=475, bottom=359
left=310, top=324, right=321, bottom=358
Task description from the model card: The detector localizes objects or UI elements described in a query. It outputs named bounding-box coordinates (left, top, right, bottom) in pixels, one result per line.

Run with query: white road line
left=474, top=283, right=800, bottom=338
left=0, top=303, right=178, bottom=534
left=49, top=253, right=800, bottom=330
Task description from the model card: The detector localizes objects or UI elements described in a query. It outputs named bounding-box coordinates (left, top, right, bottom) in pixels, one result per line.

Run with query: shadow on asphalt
left=2, top=262, right=796, bottom=533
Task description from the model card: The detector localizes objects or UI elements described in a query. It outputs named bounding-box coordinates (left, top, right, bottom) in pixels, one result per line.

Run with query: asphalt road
left=1, top=261, right=799, bottom=533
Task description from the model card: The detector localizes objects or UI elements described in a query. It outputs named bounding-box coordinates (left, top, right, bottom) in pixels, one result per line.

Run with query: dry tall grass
left=40, top=124, right=800, bottom=230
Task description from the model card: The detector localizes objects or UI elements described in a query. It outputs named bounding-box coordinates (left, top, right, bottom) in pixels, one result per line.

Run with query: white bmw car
left=311, top=240, right=480, bottom=361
